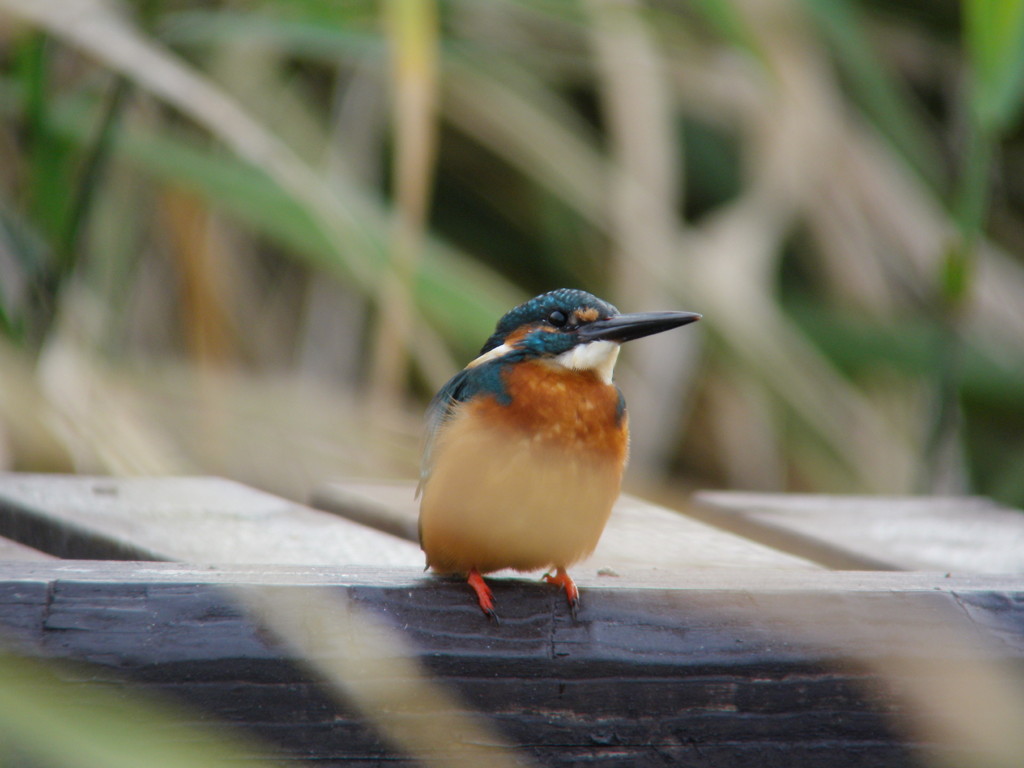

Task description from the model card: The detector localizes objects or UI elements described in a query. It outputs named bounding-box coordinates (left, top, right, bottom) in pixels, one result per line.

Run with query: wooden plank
left=1, top=562, right=1023, bottom=767
left=312, top=481, right=825, bottom=574
left=693, top=491, right=1024, bottom=573
left=0, top=474, right=423, bottom=566
left=0, top=535, right=55, bottom=561
left=312, top=480, right=421, bottom=541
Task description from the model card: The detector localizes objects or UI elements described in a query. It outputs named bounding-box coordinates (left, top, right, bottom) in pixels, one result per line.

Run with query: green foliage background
left=1, top=0, right=1023, bottom=508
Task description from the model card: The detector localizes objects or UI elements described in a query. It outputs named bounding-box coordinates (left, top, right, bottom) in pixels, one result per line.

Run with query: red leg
left=467, top=568, right=498, bottom=621
left=544, top=567, right=580, bottom=618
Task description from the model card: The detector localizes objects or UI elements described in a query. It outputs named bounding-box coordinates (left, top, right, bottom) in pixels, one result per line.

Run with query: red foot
left=467, top=569, right=498, bottom=621
left=544, top=567, right=580, bottom=618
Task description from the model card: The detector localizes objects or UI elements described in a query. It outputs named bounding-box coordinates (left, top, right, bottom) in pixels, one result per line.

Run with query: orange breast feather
left=418, top=361, right=628, bottom=575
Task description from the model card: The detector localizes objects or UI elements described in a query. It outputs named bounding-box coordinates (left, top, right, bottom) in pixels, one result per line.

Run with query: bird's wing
left=417, top=367, right=474, bottom=498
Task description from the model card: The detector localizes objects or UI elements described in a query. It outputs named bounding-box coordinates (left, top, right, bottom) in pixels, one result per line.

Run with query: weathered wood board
left=1, top=562, right=1023, bottom=767
left=0, top=474, right=422, bottom=566
left=313, top=481, right=824, bottom=575
left=694, top=491, right=1024, bottom=572
left=0, top=535, right=54, bottom=561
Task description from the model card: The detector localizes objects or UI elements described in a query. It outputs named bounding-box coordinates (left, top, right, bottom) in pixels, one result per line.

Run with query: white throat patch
left=553, top=340, right=620, bottom=384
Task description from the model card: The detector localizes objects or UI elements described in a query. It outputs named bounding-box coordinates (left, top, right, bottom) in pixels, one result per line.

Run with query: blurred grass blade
left=966, top=0, right=1024, bottom=133
left=160, top=8, right=383, bottom=60
left=385, top=0, right=439, bottom=224
left=0, top=653, right=284, bottom=768
left=950, top=0, right=1024, bottom=261
left=800, top=0, right=945, bottom=190
left=584, top=0, right=698, bottom=472
left=369, top=0, right=440, bottom=410
left=90, top=120, right=513, bottom=357
left=923, top=0, right=1024, bottom=492
left=689, top=0, right=767, bottom=65
left=0, top=198, right=49, bottom=342
left=445, top=53, right=608, bottom=229
left=240, top=586, right=529, bottom=768
left=161, top=188, right=237, bottom=367
left=18, top=33, right=70, bottom=242
left=59, top=76, right=129, bottom=268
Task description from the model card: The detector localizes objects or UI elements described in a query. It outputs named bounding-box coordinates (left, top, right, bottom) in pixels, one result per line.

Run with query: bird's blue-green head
left=474, top=288, right=701, bottom=383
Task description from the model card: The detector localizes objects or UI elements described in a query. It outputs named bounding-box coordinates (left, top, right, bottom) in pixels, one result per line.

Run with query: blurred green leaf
left=687, top=0, right=767, bottom=66
left=920, top=1, right=1024, bottom=494
left=965, top=0, right=1024, bottom=133
left=17, top=34, right=73, bottom=260
left=940, top=241, right=971, bottom=305
left=159, top=9, right=382, bottom=60
left=788, top=301, right=1024, bottom=413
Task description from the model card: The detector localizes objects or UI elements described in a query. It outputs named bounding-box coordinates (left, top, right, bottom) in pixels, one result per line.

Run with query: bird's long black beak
left=578, top=310, right=702, bottom=344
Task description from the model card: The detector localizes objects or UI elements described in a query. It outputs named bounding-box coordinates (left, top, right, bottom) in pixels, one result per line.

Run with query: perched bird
left=417, top=288, right=701, bottom=619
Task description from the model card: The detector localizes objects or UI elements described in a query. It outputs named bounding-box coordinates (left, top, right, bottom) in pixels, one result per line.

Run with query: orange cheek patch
left=573, top=307, right=600, bottom=324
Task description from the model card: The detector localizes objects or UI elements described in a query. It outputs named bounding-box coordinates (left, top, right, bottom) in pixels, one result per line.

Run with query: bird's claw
left=567, top=596, right=579, bottom=621
left=544, top=568, right=580, bottom=619
left=467, top=569, right=499, bottom=622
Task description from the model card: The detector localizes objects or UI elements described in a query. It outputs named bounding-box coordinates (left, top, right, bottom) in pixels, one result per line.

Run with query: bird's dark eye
left=548, top=310, right=568, bottom=327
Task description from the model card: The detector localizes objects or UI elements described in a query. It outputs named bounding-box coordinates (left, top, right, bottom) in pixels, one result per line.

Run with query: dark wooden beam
left=2, top=562, right=1023, bottom=767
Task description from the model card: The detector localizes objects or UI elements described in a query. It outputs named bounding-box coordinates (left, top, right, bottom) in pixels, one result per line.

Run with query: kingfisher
left=417, top=288, right=701, bottom=619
